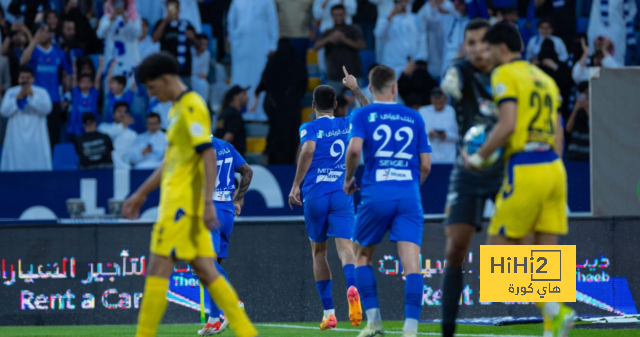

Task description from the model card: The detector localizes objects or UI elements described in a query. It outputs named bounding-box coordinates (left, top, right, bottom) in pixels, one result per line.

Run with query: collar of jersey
left=175, top=90, right=192, bottom=102
left=317, top=115, right=334, bottom=119
left=373, top=101, right=397, bottom=104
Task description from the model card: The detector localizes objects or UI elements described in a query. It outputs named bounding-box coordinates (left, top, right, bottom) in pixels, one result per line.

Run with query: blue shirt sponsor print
left=211, top=137, right=247, bottom=213
left=348, top=103, right=432, bottom=202
left=299, top=116, right=350, bottom=201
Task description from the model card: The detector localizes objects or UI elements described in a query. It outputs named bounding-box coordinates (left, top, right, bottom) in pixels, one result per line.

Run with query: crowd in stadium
left=0, top=0, right=632, bottom=171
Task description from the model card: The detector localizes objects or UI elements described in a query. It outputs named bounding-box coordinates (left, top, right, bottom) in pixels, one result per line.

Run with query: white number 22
left=373, top=124, right=414, bottom=159
left=216, top=157, right=234, bottom=187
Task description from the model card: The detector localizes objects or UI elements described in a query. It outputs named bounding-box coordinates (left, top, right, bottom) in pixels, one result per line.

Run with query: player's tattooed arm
left=342, top=66, right=370, bottom=107
left=233, top=163, right=253, bottom=202
left=352, top=87, right=371, bottom=107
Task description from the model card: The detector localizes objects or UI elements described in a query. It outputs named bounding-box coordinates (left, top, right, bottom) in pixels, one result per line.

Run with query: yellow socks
left=135, top=276, right=170, bottom=337
left=207, top=276, right=258, bottom=337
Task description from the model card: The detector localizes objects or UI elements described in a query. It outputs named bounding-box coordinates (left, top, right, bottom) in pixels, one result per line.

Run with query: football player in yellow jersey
left=122, top=52, right=258, bottom=337
left=463, top=23, right=575, bottom=337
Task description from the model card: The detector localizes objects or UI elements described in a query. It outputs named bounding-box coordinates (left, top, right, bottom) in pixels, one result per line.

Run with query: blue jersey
left=299, top=116, right=350, bottom=201
left=68, top=87, right=99, bottom=136
left=348, top=103, right=432, bottom=202
left=27, top=45, right=72, bottom=103
left=105, top=89, right=135, bottom=122
left=212, top=137, right=247, bottom=213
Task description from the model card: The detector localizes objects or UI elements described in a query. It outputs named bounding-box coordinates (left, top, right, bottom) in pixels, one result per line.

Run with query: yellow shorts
left=150, top=205, right=215, bottom=261
left=489, top=150, right=568, bottom=239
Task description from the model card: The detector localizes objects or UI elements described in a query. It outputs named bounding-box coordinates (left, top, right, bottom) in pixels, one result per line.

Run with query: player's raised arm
left=122, top=162, right=164, bottom=219
left=342, top=66, right=370, bottom=107
left=289, top=140, right=316, bottom=209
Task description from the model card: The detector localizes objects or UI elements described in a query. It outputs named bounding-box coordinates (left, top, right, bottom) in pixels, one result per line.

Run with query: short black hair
left=331, top=4, right=346, bottom=12
left=111, top=75, right=126, bottom=86
left=336, top=95, right=348, bottom=108
left=369, top=65, right=396, bottom=94
left=538, top=17, right=553, bottom=28
left=113, top=101, right=130, bottom=113
left=166, top=0, right=180, bottom=6
left=404, top=94, right=422, bottom=108
left=495, top=7, right=517, bottom=16
left=82, top=113, right=96, bottom=125
left=313, top=85, right=336, bottom=112
left=196, top=33, right=208, bottom=40
left=147, top=112, right=161, bottom=122
left=577, top=81, right=589, bottom=93
left=483, top=21, right=522, bottom=52
left=465, top=18, right=490, bottom=37
left=137, top=52, right=180, bottom=83
left=19, top=65, right=34, bottom=77
left=62, top=17, right=74, bottom=24
left=78, top=73, right=93, bottom=82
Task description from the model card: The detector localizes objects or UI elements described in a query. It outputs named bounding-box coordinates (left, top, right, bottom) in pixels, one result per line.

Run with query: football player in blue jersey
left=289, top=85, right=363, bottom=330
left=344, top=65, right=432, bottom=337
left=198, top=136, right=254, bottom=336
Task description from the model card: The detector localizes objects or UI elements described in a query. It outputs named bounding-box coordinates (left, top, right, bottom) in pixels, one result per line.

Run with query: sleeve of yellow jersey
left=186, top=97, right=213, bottom=153
left=491, top=67, right=518, bottom=106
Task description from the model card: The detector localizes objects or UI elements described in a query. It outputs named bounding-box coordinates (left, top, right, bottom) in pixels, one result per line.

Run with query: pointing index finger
left=342, top=65, right=350, bottom=77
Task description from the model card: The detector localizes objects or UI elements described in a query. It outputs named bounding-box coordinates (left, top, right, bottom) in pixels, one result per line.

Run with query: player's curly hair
left=137, top=52, right=180, bottom=83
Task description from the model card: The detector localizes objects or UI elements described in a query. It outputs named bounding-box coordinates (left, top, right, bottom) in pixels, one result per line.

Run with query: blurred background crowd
left=0, top=0, right=630, bottom=171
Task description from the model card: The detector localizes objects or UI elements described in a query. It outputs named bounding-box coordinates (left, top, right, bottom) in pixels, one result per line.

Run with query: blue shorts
left=303, top=190, right=355, bottom=242
left=353, top=199, right=424, bottom=247
left=212, top=208, right=234, bottom=258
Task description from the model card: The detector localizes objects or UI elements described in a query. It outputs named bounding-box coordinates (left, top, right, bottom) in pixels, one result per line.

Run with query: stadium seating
left=52, top=143, right=79, bottom=171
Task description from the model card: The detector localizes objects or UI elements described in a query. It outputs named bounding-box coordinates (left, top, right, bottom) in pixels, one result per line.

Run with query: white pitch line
left=255, top=323, right=535, bottom=337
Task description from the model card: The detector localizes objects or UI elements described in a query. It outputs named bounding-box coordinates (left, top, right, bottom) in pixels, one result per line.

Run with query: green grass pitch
left=0, top=321, right=637, bottom=336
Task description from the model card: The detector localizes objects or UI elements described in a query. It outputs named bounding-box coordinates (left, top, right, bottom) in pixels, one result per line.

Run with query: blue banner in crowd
left=0, top=163, right=590, bottom=220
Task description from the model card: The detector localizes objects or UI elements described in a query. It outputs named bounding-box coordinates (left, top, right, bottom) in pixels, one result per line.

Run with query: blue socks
left=208, top=261, right=229, bottom=320
left=316, top=280, right=334, bottom=310
left=343, top=264, right=357, bottom=289
left=356, top=265, right=379, bottom=310
left=404, top=273, right=423, bottom=321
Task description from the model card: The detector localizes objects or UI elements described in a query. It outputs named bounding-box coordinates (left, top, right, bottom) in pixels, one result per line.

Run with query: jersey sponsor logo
left=317, top=130, right=324, bottom=138
left=190, top=122, right=204, bottom=136
left=368, top=113, right=378, bottom=122
left=213, top=191, right=233, bottom=202
left=376, top=113, right=415, bottom=124
left=375, top=168, right=413, bottom=182
left=174, top=208, right=186, bottom=222
left=495, top=83, right=506, bottom=96
left=300, top=129, right=307, bottom=138
left=316, top=170, right=344, bottom=183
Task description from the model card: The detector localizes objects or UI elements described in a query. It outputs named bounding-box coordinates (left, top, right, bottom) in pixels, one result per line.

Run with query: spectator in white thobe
left=526, top=18, right=569, bottom=63
left=572, top=37, right=621, bottom=84
left=420, top=0, right=468, bottom=77
left=588, top=0, right=637, bottom=65
left=129, top=113, right=167, bottom=169
left=0, top=66, right=53, bottom=171
left=418, top=0, right=453, bottom=79
left=374, top=0, right=427, bottom=79
left=419, top=87, right=458, bottom=164
left=369, top=0, right=414, bottom=62
left=138, top=18, right=160, bottom=61
left=192, top=33, right=211, bottom=102
left=98, top=101, right=137, bottom=169
left=227, top=0, right=279, bottom=121
left=97, top=0, right=142, bottom=82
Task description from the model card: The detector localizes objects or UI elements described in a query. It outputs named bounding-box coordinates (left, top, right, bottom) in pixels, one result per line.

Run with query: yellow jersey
left=491, top=60, right=561, bottom=160
left=159, top=91, right=212, bottom=218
